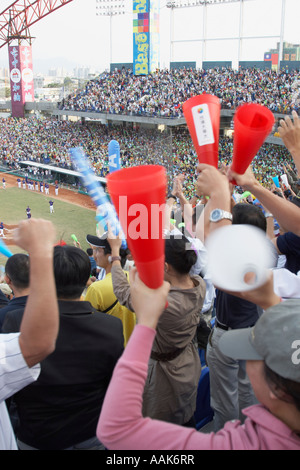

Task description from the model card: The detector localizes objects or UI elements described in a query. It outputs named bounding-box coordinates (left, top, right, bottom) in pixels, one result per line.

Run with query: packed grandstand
left=0, top=66, right=299, bottom=199
left=0, top=116, right=294, bottom=199
left=59, top=67, right=300, bottom=117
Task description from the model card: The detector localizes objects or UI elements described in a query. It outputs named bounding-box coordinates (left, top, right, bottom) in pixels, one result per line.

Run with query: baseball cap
left=219, top=299, right=300, bottom=382
left=86, top=232, right=111, bottom=252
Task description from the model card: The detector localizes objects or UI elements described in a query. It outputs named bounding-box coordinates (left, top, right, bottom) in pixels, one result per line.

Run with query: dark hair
left=86, top=248, right=93, bottom=256
left=232, top=203, right=267, bottom=232
left=102, top=244, right=111, bottom=256
left=5, top=254, right=30, bottom=289
left=264, top=364, right=300, bottom=413
left=53, top=245, right=91, bottom=299
left=165, top=235, right=197, bottom=275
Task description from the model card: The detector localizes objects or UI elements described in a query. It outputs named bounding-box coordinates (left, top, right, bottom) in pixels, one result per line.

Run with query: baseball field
left=0, top=171, right=101, bottom=268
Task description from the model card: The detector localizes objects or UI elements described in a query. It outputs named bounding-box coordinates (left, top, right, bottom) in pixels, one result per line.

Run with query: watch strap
left=110, top=256, right=121, bottom=263
left=221, top=210, right=232, bottom=220
left=210, top=209, right=233, bottom=223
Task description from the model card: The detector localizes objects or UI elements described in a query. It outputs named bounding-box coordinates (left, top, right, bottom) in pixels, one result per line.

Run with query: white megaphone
left=205, top=224, right=274, bottom=292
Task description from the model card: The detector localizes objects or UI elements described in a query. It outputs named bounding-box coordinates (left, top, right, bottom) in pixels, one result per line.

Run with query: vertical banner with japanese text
left=133, top=0, right=160, bottom=75
left=8, top=45, right=34, bottom=118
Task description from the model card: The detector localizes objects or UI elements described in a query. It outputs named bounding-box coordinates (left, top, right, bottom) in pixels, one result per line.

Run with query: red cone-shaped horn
left=183, top=94, right=221, bottom=168
left=107, top=165, right=167, bottom=289
left=231, top=103, right=275, bottom=179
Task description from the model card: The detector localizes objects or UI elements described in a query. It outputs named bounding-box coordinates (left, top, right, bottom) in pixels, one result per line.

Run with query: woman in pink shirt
left=97, top=268, right=300, bottom=450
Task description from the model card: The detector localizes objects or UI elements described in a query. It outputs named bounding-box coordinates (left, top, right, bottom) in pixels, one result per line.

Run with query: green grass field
left=0, top=187, right=99, bottom=266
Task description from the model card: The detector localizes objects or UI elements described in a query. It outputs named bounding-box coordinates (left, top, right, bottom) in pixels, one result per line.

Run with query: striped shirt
left=0, top=334, right=40, bottom=450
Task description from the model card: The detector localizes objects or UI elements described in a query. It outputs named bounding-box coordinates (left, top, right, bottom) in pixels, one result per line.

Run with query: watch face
left=211, top=209, right=222, bottom=222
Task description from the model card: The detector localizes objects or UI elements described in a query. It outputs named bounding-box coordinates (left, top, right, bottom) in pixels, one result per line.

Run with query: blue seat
left=194, top=366, right=214, bottom=430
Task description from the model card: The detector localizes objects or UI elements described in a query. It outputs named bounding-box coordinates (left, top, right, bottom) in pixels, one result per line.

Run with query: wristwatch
left=209, top=209, right=233, bottom=223
left=108, top=255, right=121, bottom=263
left=167, top=194, right=177, bottom=201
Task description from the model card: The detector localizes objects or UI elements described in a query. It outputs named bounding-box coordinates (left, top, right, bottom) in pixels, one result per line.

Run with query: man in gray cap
left=218, top=298, right=300, bottom=435
left=219, top=299, right=300, bottom=380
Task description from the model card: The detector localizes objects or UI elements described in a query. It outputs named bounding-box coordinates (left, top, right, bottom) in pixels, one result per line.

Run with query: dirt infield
left=1, top=172, right=97, bottom=246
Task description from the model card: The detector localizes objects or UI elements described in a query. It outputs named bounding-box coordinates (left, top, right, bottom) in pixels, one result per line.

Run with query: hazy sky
left=0, top=0, right=299, bottom=73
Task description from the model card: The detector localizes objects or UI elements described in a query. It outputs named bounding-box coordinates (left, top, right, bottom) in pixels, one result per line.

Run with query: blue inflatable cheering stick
left=69, top=147, right=127, bottom=249
left=0, top=238, right=12, bottom=258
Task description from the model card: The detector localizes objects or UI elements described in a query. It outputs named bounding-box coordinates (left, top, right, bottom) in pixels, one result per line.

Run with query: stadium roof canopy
left=20, top=161, right=107, bottom=184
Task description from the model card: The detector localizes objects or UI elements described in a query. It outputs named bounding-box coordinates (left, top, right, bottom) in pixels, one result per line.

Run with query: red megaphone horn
left=183, top=94, right=221, bottom=168
left=107, top=165, right=167, bottom=289
left=230, top=103, right=275, bottom=183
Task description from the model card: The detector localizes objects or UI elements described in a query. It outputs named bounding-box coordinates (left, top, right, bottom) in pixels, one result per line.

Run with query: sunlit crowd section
left=60, top=67, right=300, bottom=118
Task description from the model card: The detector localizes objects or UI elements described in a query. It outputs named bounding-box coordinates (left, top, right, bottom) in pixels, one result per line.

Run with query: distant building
left=48, top=68, right=68, bottom=78
left=73, top=67, right=99, bottom=80
left=34, top=75, right=45, bottom=89
left=264, top=42, right=300, bottom=70
left=281, top=42, right=300, bottom=62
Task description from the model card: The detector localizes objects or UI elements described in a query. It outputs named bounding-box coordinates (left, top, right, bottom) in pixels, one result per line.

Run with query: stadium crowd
left=0, top=115, right=295, bottom=198
left=60, top=67, right=300, bottom=118
left=0, top=98, right=300, bottom=450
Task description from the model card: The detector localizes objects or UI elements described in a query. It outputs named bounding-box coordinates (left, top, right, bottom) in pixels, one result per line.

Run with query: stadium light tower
left=96, top=0, right=126, bottom=70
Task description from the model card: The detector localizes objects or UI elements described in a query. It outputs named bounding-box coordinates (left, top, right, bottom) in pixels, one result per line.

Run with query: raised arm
left=107, top=228, right=134, bottom=311
left=172, top=174, right=194, bottom=230
left=195, top=164, right=232, bottom=241
left=14, top=219, right=59, bottom=368
left=227, top=166, right=300, bottom=237
left=278, top=111, right=300, bottom=175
